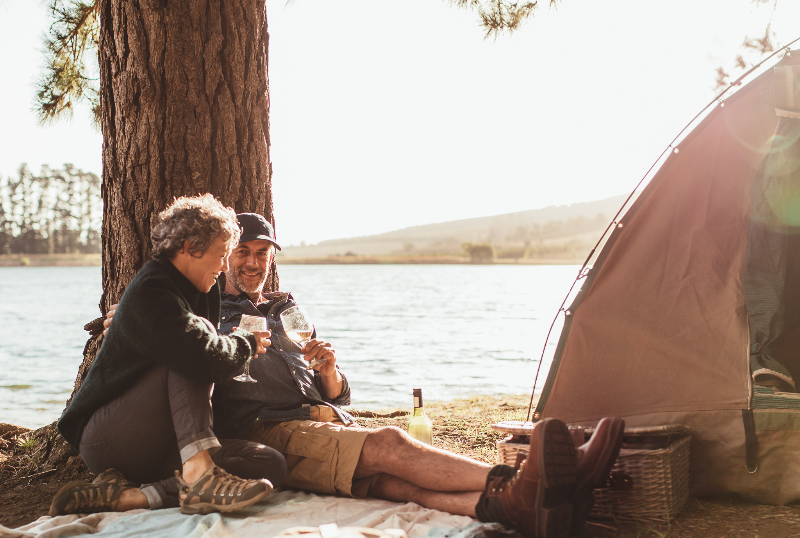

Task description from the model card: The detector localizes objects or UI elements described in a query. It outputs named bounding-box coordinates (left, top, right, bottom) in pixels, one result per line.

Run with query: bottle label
left=414, top=396, right=420, bottom=408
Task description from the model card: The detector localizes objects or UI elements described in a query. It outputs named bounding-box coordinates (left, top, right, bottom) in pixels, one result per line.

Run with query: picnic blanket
left=0, top=489, right=512, bottom=538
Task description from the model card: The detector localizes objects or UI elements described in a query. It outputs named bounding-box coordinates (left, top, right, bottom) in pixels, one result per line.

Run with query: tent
left=535, top=46, right=800, bottom=505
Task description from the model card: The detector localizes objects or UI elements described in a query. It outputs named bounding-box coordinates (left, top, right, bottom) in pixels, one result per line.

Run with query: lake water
left=0, top=264, right=579, bottom=429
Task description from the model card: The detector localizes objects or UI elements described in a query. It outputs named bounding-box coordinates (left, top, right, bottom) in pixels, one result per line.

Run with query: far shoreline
left=0, top=253, right=584, bottom=267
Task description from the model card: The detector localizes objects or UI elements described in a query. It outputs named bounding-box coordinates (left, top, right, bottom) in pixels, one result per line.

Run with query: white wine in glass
left=233, top=314, right=266, bottom=383
left=280, top=306, right=325, bottom=370
left=286, top=329, right=313, bottom=346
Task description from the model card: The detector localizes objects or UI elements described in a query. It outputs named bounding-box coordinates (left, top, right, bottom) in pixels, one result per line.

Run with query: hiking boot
left=177, top=465, right=272, bottom=515
left=92, top=468, right=137, bottom=488
left=48, top=468, right=136, bottom=517
left=570, top=417, right=625, bottom=536
left=476, top=418, right=577, bottom=537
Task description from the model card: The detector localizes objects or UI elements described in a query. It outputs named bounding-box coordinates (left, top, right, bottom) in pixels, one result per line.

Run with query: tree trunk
left=98, top=0, right=276, bottom=311
left=35, top=1, right=279, bottom=470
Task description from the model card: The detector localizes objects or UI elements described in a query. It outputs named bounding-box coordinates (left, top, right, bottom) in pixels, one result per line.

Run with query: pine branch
left=36, top=1, right=100, bottom=126
left=449, top=0, right=559, bottom=40
left=712, top=0, right=780, bottom=90
left=35, top=0, right=551, bottom=129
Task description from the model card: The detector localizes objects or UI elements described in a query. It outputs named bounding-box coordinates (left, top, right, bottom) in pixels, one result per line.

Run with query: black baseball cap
left=237, top=213, right=281, bottom=250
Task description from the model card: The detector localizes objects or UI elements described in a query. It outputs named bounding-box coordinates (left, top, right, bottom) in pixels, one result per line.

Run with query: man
left=209, top=213, right=626, bottom=538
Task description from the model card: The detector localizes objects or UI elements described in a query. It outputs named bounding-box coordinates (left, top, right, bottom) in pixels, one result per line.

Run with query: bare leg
left=370, top=474, right=481, bottom=517
left=182, top=449, right=214, bottom=483
left=353, top=427, right=490, bottom=492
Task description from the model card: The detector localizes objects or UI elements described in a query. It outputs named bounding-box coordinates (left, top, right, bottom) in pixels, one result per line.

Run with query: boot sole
left=180, top=485, right=272, bottom=515
left=570, top=418, right=625, bottom=535
left=522, top=419, right=577, bottom=538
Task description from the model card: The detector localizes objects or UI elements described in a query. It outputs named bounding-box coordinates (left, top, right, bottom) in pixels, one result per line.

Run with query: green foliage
left=0, top=164, right=102, bottom=255
left=18, top=437, right=38, bottom=451
left=462, top=242, right=495, bottom=262
left=36, top=1, right=100, bottom=126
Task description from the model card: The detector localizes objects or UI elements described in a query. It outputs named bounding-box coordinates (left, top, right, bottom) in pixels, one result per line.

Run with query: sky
left=1, top=1, right=799, bottom=246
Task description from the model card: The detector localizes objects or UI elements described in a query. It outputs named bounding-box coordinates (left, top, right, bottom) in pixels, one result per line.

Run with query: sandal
left=177, top=465, right=272, bottom=515
left=49, top=468, right=136, bottom=517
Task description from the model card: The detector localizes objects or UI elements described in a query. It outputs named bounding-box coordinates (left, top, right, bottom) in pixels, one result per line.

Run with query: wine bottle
left=407, top=388, right=433, bottom=444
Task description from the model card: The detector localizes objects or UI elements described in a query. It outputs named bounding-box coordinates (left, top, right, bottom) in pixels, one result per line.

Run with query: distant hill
left=278, top=194, right=628, bottom=260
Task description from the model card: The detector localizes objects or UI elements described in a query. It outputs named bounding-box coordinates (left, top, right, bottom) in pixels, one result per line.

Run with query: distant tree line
left=0, top=164, right=102, bottom=255
left=393, top=213, right=612, bottom=262
left=471, top=213, right=610, bottom=261
left=502, top=213, right=610, bottom=244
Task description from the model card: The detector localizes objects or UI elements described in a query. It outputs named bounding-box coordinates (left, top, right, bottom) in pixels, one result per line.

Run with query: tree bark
left=98, top=0, right=276, bottom=311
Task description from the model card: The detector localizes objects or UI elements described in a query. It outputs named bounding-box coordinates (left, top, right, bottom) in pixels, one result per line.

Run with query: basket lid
left=491, top=420, right=536, bottom=434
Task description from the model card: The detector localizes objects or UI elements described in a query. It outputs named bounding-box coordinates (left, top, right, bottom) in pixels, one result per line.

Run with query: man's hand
left=103, top=303, right=119, bottom=336
left=302, top=339, right=343, bottom=399
left=302, top=339, right=336, bottom=373
left=234, top=328, right=271, bottom=355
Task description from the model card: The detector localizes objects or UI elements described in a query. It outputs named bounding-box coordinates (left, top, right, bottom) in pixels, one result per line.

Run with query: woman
left=52, top=194, right=287, bottom=516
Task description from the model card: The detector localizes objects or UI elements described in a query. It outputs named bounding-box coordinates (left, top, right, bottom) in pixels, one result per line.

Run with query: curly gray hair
left=150, top=194, right=241, bottom=261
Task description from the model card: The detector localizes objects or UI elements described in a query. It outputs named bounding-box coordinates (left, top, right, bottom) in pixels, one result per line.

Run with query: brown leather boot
left=570, top=417, right=625, bottom=536
left=476, top=418, right=577, bottom=537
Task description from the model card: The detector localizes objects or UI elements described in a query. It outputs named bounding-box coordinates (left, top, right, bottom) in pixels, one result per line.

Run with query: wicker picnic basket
left=492, top=422, right=691, bottom=523
left=493, top=421, right=536, bottom=466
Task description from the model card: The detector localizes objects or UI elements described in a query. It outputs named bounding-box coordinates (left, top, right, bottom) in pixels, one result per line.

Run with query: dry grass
left=0, top=423, right=93, bottom=528
left=354, top=393, right=534, bottom=464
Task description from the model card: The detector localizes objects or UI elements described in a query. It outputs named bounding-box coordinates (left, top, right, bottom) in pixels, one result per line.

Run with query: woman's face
left=179, top=235, right=233, bottom=292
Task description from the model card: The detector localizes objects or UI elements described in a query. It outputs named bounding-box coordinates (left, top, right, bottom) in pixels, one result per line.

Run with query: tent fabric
left=538, top=51, right=800, bottom=504
left=743, top=117, right=800, bottom=392
left=539, top=67, right=779, bottom=422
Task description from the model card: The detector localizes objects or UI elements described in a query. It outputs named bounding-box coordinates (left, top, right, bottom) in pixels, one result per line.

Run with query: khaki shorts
left=249, top=410, right=378, bottom=498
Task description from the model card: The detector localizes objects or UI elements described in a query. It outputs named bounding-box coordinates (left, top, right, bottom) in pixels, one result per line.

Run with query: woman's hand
left=103, top=303, right=119, bottom=336
left=234, top=327, right=271, bottom=355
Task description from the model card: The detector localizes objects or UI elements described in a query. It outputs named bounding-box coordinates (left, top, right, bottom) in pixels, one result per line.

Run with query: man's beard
left=227, top=265, right=267, bottom=295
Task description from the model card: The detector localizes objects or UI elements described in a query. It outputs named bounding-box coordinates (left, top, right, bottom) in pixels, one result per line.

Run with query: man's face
left=226, top=239, right=274, bottom=295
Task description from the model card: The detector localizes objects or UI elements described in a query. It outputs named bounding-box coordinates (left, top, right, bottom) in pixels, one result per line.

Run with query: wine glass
left=280, top=306, right=325, bottom=370
left=232, top=314, right=266, bottom=383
